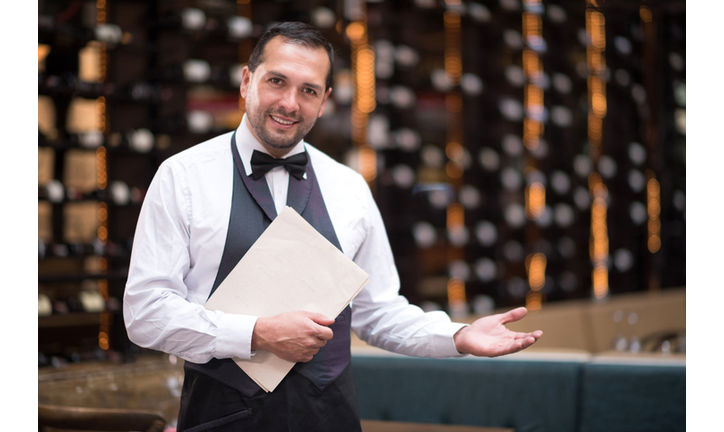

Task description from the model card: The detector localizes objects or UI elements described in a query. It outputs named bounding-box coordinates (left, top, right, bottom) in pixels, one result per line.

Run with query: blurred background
left=36, top=1, right=690, bottom=430
left=38, top=0, right=685, bottom=365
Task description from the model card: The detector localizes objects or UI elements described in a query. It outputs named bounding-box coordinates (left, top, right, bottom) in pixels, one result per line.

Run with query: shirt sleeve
left=122, top=160, right=257, bottom=363
left=349, top=182, right=468, bottom=358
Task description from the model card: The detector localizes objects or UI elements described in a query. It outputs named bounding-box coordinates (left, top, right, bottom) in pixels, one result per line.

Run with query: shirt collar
left=235, top=114, right=307, bottom=177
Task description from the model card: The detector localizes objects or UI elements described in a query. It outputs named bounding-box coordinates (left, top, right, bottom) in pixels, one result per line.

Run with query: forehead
left=257, top=37, right=330, bottom=87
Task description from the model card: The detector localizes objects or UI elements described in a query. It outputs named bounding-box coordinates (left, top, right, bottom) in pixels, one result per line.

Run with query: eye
left=303, top=88, right=317, bottom=96
left=269, top=77, right=283, bottom=85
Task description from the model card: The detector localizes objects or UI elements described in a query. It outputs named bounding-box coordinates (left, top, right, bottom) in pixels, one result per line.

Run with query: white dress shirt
left=123, top=115, right=466, bottom=364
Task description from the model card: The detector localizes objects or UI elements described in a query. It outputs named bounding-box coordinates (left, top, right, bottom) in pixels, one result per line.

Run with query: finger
left=305, top=338, right=326, bottom=351
left=519, top=335, right=538, bottom=350
left=307, top=312, right=335, bottom=326
left=501, top=338, right=531, bottom=356
left=299, top=354, right=315, bottom=363
left=499, top=307, right=528, bottom=324
left=314, top=325, right=334, bottom=341
left=512, top=330, right=542, bottom=341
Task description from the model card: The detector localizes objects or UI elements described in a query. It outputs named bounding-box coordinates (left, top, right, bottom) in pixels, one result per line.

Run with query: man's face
left=240, top=36, right=332, bottom=158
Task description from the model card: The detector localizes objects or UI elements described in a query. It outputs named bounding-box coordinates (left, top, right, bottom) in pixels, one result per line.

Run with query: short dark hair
left=248, top=22, right=335, bottom=91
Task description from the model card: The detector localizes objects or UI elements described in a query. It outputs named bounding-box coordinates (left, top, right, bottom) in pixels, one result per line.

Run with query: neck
left=264, top=146, right=293, bottom=159
left=244, top=116, right=297, bottom=159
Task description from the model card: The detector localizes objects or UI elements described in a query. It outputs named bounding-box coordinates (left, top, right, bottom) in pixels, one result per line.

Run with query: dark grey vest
left=184, top=133, right=353, bottom=398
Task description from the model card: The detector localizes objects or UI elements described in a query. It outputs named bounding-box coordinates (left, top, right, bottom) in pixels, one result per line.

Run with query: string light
left=447, top=202, right=465, bottom=231
left=443, top=8, right=466, bottom=313
left=522, top=12, right=542, bottom=42
left=525, top=182, right=546, bottom=219
left=347, top=18, right=377, bottom=184
left=588, top=76, right=607, bottom=117
left=526, top=253, right=547, bottom=291
left=96, top=0, right=107, bottom=84
left=639, top=5, right=653, bottom=23
left=646, top=170, right=661, bottom=253
left=522, top=50, right=542, bottom=81
left=526, top=291, right=542, bottom=311
left=447, top=277, right=467, bottom=317
left=95, top=145, right=107, bottom=189
left=96, top=0, right=110, bottom=351
left=586, top=6, right=607, bottom=150
left=522, top=0, right=546, bottom=310
left=443, top=11, right=462, bottom=85
left=358, top=146, right=377, bottom=183
left=586, top=1, right=609, bottom=300
left=589, top=173, right=609, bottom=299
left=445, top=142, right=464, bottom=162
left=97, top=204, right=108, bottom=223
left=523, top=117, right=544, bottom=150
left=640, top=5, right=662, bottom=292
left=525, top=253, right=545, bottom=311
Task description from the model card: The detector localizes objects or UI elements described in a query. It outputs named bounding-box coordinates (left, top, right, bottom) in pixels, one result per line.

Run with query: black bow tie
left=250, top=150, right=308, bottom=180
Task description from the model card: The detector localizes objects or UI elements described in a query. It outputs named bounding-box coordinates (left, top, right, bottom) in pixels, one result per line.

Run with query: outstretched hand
left=453, top=307, right=543, bottom=357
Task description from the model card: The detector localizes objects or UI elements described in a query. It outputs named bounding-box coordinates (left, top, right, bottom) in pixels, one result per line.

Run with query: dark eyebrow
left=267, top=70, right=324, bottom=93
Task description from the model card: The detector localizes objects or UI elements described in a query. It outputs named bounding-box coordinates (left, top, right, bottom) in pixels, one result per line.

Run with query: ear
left=240, top=66, right=252, bottom=100
left=317, top=87, right=333, bottom=118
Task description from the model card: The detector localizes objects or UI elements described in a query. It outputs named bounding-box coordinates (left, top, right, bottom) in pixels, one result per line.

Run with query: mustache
left=267, top=109, right=301, bottom=122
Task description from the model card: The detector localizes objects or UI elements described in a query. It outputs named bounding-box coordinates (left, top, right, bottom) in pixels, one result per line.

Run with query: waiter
left=124, top=22, right=542, bottom=431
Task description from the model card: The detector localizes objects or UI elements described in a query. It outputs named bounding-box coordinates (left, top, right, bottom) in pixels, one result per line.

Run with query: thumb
left=306, top=312, right=335, bottom=326
left=500, top=307, right=528, bottom=324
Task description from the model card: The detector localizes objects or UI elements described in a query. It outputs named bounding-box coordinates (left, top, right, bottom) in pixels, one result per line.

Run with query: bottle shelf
left=38, top=270, right=129, bottom=284
left=39, top=313, right=102, bottom=329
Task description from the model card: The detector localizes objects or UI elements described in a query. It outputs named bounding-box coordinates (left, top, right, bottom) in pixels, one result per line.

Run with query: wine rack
left=37, top=0, right=259, bottom=366
left=38, top=0, right=686, bottom=366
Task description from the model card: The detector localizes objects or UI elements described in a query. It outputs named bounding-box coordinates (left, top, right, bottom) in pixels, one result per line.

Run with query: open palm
left=453, top=307, right=543, bottom=357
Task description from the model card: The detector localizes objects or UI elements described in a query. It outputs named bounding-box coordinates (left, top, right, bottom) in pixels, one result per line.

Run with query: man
left=124, top=22, right=542, bottom=431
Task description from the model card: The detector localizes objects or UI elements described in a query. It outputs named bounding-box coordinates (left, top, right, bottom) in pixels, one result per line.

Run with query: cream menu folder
left=204, top=206, right=370, bottom=392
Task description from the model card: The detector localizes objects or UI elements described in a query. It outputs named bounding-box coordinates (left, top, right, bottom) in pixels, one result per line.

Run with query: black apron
left=177, top=133, right=361, bottom=431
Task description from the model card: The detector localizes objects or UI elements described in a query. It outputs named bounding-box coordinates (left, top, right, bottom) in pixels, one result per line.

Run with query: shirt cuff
left=432, top=321, right=470, bottom=358
left=214, top=313, right=258, bottom=360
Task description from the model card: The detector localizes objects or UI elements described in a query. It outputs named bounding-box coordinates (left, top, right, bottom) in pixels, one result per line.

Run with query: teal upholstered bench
left=351, top=352, right=685, bottom=432
left=578, top=359, right=685, bottom=432
left=351, top=354, right=585, bottom=432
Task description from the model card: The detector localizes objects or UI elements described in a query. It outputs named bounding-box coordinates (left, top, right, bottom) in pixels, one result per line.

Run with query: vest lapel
left=235, top=135, right=277, bottom=221
left=286, top=165, right=312, bottom=216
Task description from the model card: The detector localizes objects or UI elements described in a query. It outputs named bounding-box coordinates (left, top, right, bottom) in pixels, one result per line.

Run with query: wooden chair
left=38, top=404, right=166, bottom=432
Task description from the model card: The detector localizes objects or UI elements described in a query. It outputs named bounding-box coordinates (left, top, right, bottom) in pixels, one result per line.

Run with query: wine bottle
left=156, top=8, right=207, bottom=32
left=79, top=290, right=106, bottom=313
left=109, top=180, right=132, bottom=205
left=39, top=179, right=65, bottom=203
left=203, top=15, right=253, bottom=40
left=151, top=59, right=211, bottom=84
left=129, top=128, right=155, bottom=153
left=39, top=294, right=53, bottom=316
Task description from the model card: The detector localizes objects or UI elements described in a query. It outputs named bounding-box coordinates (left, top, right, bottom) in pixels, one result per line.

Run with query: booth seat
left=350, top=349, right=685, bottom=432
left=577, top=356, right=686, bottom=432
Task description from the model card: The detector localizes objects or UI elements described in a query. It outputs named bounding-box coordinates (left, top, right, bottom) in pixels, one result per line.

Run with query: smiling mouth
left=270, top=115, right=298, bottom=126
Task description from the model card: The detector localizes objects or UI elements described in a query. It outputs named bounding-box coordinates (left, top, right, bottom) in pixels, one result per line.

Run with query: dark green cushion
left=351, top=355, right=584, bottom=432
left=579, top=363, right=685, bottom=432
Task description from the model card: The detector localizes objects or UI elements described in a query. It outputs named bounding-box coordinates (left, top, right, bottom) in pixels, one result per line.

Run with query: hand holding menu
left=204, top=206, right=369, bottom=392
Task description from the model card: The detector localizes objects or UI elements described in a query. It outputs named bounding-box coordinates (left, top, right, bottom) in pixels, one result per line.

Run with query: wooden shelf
left=39, top=313, right=101, bottom=329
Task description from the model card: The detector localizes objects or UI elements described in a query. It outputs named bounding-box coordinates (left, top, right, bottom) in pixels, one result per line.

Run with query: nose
left=278, top=88, right=300, bottom=114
